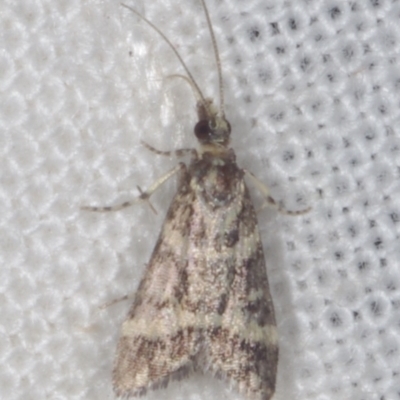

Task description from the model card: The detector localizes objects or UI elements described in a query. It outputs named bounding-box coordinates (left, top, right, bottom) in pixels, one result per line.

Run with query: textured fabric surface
left=1, top=0, right=399, bottom=399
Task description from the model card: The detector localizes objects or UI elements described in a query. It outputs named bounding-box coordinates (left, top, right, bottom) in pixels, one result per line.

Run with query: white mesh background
left=1, top=0, right=399, bottom=399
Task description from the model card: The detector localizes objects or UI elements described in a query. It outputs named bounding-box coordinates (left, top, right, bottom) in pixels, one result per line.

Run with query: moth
left=84, top=1, right=308, bottom=399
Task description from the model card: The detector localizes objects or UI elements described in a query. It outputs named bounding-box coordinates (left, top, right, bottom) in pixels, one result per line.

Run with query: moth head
left=194, top=99, right=231, bottom=147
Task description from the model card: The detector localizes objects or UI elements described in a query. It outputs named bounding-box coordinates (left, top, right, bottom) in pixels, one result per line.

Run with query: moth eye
left=194, top=120, right=211, bottom=141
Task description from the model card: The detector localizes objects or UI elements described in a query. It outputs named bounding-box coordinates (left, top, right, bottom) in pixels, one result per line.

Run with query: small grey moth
left=84, top=1, right=309, bottom=399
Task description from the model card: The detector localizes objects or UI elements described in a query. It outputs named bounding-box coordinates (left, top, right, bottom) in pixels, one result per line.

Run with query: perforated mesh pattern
left=1, top=0, right=399, bottom=399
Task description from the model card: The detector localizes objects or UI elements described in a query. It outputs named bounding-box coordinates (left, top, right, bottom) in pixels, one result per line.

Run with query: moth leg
left=82, top=163, right=185, bottom=214
left=99, top=294, right=130, bottom=310
left=244, top=169, right=311, bottom=215
left=141, top=140, right=197, bottom=159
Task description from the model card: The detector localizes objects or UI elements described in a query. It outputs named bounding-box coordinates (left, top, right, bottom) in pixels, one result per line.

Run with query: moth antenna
left=199, top=0, right=225, bottom=117
left=166, top=74, right=203, bottom=104
left=121, top=3, right=207, bottom=107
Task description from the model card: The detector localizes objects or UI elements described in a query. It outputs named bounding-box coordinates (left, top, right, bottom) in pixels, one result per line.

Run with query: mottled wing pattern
left=178, top=165, right=277, bottom=400
left=114, top=159, right=278, bottom=400
left=113, top=166, right=201, bottom=397
left=201, top=184, right=278, bottom=400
